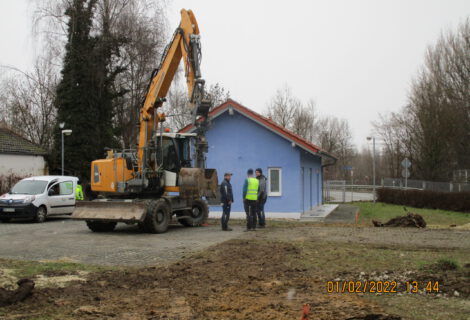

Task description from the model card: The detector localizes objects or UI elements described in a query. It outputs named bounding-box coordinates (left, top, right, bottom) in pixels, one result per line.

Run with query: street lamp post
left=61, top=129, right=72, bottom=175
left=367, top=136, right=376, bottom=203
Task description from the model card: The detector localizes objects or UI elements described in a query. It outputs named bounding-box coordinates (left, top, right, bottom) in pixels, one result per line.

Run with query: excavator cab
left=158, top=133, right=193, bottom=173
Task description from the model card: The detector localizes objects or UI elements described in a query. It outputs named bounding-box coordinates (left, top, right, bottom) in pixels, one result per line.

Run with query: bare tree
left=316, top=116, right=355, bottom=179
left=375, top=18, right=470, bottom=181
left=162, top=67, right=231, bottom=131
left=372, top=111, right=412, bottom=178
left=164, top=77, right=191, bottom=131
left=0, top=56, right=58, bottom=152
left=265, top=85, right=301, bottom=129
left=31, top=0, right=168, bottom=148
left=107, top=0, right=168, bottom=147
left=264, top=85, right=355, bottom=180
left=292, top=99, right=318, bottom=142
left=206, top=82, right=230, bottom=107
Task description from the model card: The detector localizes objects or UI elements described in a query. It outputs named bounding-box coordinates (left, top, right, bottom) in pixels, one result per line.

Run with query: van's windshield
left=11, top=180, right=48, bottom=195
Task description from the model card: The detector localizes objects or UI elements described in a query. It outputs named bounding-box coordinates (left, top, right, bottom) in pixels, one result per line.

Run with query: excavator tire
left=86, top=220, right=117, bottom=232
left=143, top=199, right=170, bottom=233
left=179, top=199, right=208, bottom=227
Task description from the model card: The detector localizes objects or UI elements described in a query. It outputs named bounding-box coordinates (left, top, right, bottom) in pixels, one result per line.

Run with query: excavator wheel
left=86, top=220, right=117, bottom=232
left=143, top=199, right=170, bottom=233
left=179, top=199, right=208, bottom=227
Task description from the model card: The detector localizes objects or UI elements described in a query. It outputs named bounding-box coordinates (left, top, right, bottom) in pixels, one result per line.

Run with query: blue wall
left=203, top=110, right=304, bottom=213
left=300, top=151, right=323, bottom=211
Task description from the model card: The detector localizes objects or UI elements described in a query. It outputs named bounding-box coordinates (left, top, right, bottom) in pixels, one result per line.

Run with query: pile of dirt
left=372, top=213, right=426, bottom=228
left=0, top=278, right=34, bottom=307
left=0, top=239, right=399, bottom=320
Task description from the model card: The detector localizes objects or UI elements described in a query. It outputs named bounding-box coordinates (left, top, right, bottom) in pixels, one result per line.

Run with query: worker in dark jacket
left=220, top=172, right=234, bottom=231
left=255, top=168, right=267, bottom=228
left=243, top=168, right=259, bottom=231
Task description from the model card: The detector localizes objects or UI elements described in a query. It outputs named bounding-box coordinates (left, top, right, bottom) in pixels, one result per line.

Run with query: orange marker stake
left=300, top=303, right=310, bottom=320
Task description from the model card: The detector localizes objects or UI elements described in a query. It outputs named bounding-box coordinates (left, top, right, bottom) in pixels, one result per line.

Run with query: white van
left=0, top=176, right=78, bottom=223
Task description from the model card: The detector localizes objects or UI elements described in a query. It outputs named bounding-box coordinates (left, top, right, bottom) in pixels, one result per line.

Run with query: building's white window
left=268, top=167, right=282, bottom=196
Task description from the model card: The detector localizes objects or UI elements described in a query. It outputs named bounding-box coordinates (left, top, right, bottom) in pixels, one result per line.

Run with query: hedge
left=376, top=188, right=470, bottom=212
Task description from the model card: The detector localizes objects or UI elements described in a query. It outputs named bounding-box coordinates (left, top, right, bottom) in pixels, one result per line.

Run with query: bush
left=377, top=188, right=470, bottom=212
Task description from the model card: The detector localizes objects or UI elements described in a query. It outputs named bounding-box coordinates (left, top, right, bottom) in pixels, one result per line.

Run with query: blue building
left=181, top=99, right=336, bottom=219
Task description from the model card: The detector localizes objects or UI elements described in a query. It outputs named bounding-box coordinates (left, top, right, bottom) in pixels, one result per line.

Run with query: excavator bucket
left=72, top=200, right=146, bottom=222
left=179, top=168, right=218, bottom=200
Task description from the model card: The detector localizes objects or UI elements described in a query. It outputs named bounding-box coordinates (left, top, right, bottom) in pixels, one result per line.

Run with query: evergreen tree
left=54, top=0, right=123, bottom=179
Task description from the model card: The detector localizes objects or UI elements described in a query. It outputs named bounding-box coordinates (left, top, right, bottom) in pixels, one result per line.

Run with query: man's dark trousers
left=244, top=200, right=257, bottom=230
left=221, top=203, right=231, bottom=230
left=257, top=197, right=266, bottom=226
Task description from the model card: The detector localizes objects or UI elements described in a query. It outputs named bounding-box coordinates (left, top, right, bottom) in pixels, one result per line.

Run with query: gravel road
left=0, top=217, right=244, bottom=266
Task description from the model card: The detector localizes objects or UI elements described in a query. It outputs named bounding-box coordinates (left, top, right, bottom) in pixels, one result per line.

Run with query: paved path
left=0, top=217, right=243, bottom=266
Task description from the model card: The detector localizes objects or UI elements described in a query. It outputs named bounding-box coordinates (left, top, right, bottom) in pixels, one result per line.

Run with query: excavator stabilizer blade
left=72, top=201, right=146, bottom=222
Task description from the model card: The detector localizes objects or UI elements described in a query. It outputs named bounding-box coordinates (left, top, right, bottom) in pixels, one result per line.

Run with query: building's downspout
left=320, top=152, right=337, bottom=204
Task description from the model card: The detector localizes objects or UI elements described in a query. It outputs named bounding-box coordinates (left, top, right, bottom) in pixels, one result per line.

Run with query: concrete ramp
left=324, top=204, right=359, bottom=223
left=301, top=204, right=360, bottom=223
left=300, top=204, right=338, bottom=221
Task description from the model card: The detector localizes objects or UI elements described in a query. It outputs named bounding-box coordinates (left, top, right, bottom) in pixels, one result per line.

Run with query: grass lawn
left=354, top=201, right=470, bottom=227
left=0, top=258, right=112, bottom=279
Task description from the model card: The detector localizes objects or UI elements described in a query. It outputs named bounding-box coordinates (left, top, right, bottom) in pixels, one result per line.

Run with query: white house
left=0, top=127, right=48, bottom=178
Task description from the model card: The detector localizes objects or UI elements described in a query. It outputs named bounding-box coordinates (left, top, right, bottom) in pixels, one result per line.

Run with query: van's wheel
left=86, top=220, right=117, bottom=232
left=179, top=200, right=208, bottom=227
left=143, top=199, right=170, bottom=233
left=34, top=206, right=47, bottom=223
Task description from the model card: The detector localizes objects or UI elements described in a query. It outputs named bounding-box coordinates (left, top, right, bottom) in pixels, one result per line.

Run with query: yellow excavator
left=72, top=9, right=218, bottom=233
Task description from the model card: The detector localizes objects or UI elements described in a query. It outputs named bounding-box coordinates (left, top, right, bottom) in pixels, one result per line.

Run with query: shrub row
left=377, top=187, right=470, bottom=212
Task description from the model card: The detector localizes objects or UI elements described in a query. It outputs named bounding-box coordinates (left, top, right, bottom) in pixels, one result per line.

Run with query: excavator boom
left=137, top=9, right=207, bottom=171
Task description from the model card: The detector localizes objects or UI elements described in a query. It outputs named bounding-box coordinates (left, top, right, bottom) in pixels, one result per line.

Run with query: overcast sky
left=1, top=0, right=469, bottom=148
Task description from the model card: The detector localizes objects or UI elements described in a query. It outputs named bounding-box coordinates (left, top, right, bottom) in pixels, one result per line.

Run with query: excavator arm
left=137, top=9, right=209, bottom=171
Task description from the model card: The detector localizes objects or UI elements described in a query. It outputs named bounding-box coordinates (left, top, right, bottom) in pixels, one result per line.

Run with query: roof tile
left=0, top=128, right=46, bottom=156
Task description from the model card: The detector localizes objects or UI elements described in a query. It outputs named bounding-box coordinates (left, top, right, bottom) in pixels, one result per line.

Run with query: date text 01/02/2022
left=326, top=281, right=440, bottom=294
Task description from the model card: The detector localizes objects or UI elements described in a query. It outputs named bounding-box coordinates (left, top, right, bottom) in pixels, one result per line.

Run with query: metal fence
left=382, top=178, right=470, bottom=193
left=323, top=178, right=470, bottom=203
left=453, top=169, right=470, bottom=183
left=323, top=180, right=374, bottom=203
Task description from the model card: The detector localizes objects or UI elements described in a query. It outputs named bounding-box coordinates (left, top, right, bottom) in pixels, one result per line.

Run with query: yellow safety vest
left=75, top=185, right=84, bottom=200
left=245, top=178, right=259, bottom=201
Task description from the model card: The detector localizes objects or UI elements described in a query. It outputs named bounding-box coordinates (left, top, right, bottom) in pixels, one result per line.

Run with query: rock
left=454, top=290, right=460, bottom=297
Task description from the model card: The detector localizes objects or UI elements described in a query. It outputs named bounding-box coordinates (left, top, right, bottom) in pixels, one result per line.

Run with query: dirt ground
left=0, top=221, right=469, bottom=319
left=1, top=239, right=395, bottom=320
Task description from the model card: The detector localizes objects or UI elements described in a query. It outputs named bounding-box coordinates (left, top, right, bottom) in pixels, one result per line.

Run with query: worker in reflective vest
left=75, top=181, right=84, bottom=201
left=243, top=168, right=259, bottom=231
